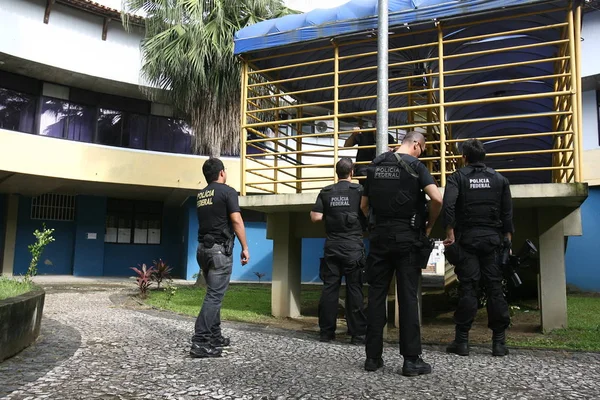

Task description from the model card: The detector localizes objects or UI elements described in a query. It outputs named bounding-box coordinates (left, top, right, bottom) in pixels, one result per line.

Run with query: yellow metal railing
left=239, top=3, right=582, bottom=195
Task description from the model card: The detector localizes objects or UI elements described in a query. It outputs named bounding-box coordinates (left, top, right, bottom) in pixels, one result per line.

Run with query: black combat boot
left=492, top=330, right=509, bottom=356
left=364, top=357, right=384, bottom=371
left=211, top=336, right=231, bottom=348
left=350, top=335, right=366, bottom=345
left=446, top=328, right=469, bottom=356
left=401, top=356, right=432, bottom=377
left=190, top=342, right=223, bottom=358
left=319, top=332, right=335, bottom=342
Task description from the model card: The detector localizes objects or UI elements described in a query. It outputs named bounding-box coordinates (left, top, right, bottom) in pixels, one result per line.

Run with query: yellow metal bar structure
left=568, top=7, right=581, bottom=183
left=240, top=61, right=248, bottom=195
left=438, top=23, right=447, bottom=187
left=333, top=43, right=340, bottom=183
left=237, top=4, right=584, bottom=194
left=296, top=107, right=303, bottom=193
left=575, top=3, right=584, bottom=182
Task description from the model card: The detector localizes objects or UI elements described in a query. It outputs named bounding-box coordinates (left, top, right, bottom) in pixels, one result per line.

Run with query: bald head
left=399, top=131, right=426, bottom=157
left=404, top=131, right=425, bottom=144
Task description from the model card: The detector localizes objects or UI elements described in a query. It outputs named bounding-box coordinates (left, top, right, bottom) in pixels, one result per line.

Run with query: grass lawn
left=508, top=296, right=600, bottom=351
left=0, top=277, right=35, bottom=301
left=145, top=284, right=322, bottom=324
left=145, top=283, right=600, bottom=351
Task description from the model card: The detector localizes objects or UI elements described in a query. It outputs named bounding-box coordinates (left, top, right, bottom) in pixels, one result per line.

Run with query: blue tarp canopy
left=234, top=0, right=556, bottom=55
left=235, top=0, right=578, bottom=184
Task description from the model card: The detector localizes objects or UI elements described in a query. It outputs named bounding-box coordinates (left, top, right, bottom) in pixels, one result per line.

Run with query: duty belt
left=375, top=216, right=412, bottom=225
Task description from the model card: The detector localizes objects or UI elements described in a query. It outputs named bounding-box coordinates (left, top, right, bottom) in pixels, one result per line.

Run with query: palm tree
left=121, top=0, right=296, bottom=157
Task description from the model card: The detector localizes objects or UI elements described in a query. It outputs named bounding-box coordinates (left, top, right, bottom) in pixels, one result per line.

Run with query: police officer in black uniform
left=360, top=131, right=443, bottom=376
left=310, top=158, right=368, bottom=344
left=442, top=139, right=514, bottom=357
left=190, top=158, right=250, bottom=358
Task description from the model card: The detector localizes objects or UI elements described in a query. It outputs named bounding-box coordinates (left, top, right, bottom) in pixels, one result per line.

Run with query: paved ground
left=2, top=290, right=600, bottom=400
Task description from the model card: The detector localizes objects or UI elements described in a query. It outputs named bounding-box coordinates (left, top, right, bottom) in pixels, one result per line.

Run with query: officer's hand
left=443, top=232, right=455, bottom=246
left=241, top=248, right=250, bottom=266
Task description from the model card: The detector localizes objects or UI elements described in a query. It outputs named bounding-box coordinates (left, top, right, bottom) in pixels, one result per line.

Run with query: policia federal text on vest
left=311, top=158, right=368, bottom=345
left=318, top=182, right=365, bottom=243
left=361, top=131, right=443, bottom=377
left=442, top=138, right=514, bottom=358
left=456, top=165, right=504, bottom=231
left=366, top=152, right=433, bottom=268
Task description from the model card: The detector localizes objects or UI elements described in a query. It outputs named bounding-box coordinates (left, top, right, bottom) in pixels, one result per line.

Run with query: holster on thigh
left=444, top=241, right=465, bottom=266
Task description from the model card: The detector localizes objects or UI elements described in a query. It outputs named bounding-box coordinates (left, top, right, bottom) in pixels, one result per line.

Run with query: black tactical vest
left=368, top=152, right=422, bottom=221
left=320, top=182, right=364, bottom=240
left=456, top=165, right=503, bottom=230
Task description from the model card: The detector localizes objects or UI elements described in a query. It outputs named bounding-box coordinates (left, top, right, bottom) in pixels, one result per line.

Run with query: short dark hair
left=336, top=157, right=353, bottom=179
left=462, top=139, right=486, bottom=163
left=203, top=157, right=225, bottom=183
left=403, top=130, right=425, bottom=145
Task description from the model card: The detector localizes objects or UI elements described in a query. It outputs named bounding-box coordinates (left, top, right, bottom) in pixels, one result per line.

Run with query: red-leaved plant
left=131, top=263, right=155, bottom=297
left=151, top=259, right=173, bottom=289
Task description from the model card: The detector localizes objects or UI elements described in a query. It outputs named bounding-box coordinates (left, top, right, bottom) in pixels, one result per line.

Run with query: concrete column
left=1, top=195, right=19, bottom=276
left=537, top=208, right=568, bottom=332
left=269, top=212, right=302, bottom=318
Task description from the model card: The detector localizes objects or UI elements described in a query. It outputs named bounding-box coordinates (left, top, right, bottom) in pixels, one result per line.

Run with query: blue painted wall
left=73, top=196, right=106, bottom=276
left=299, top=238, right=370, bottom=283
left=301, top=238, right=325, bottom=283
left=183, top=197, right=199, bottom=280
left=186, top=232, right=329, bottom=283
left=103, top=206, right=182, bottom=277
left=184, top=192, right=275, bottom=281
left=13, top=196, right=75, bottom=275
left=230, top=222, right=274, bottom=281
left=182, top=206, right=372, bottom=284
left=566, top=187, right=600, bottom=292
left=10, top=195, right=185, bottom=278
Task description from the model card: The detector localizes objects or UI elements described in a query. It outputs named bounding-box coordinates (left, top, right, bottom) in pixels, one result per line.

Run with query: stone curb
left=0, top=288, right=45, bottom=362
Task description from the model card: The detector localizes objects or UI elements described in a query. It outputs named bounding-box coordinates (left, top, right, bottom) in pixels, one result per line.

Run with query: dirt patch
left=289, top=288, right=545, bottom=345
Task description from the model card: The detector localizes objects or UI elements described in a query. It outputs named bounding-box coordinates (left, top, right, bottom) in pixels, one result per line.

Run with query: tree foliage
left=121, top=0, right=296, bottom=156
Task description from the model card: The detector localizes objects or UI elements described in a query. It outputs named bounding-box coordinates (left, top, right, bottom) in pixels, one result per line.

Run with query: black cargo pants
left=453, top=229, right=510, bottom=333
left=318, top=245, right=367, bottom=338
left=365, top=224, right=422, bottom=359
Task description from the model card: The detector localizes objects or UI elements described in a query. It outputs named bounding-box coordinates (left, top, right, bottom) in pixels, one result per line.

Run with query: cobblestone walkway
left=1, top=291, right=600, bottom=400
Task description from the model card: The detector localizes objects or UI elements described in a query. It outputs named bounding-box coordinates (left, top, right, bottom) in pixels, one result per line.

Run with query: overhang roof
left=234, top=0, right=563, bottom=55
left=56, top=0, right=144, bottom=26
